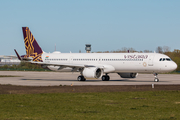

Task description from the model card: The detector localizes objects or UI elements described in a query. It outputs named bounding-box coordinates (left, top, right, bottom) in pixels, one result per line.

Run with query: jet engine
left=118, top=73, right=138, bottom=78
left=82, top=67, right=103, bottom=79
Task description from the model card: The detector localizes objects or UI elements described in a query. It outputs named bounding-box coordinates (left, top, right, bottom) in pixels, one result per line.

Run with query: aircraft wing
left=30, top=61, right=101, bottom=68
left=30, top=61, right=115, bottom=73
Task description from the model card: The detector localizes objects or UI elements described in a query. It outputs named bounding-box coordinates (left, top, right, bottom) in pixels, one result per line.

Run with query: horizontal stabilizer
left=14, top=49, right=33, bottom=61
left=21, top=57, right=33, bottom=61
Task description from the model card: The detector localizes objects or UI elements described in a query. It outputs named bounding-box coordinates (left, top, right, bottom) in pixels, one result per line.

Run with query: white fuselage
left=41, top=52, right=177, bottom=73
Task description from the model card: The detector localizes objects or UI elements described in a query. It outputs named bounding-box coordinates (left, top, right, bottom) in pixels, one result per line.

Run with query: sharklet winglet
left=14, top=49, right=22, bottom=60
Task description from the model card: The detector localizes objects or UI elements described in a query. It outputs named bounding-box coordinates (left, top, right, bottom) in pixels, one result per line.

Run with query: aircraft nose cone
left=171, top=62, right=177, bottom=71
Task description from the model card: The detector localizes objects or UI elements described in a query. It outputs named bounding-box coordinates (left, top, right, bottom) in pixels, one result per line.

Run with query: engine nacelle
left=118, top=73, right=138, bottom=78
left=82, top=67, right=103, bottom=79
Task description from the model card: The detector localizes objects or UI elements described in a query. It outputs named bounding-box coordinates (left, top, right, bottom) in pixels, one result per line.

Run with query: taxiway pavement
left=0, top=71, right=179, bottom=86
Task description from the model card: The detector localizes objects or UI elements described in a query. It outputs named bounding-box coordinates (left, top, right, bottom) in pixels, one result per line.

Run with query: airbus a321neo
left=14, top=27, right=177, bottom=82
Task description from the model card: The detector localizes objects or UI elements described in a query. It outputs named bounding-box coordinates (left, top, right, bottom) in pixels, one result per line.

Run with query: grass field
left=0, top=91, right=180, bottom=120
left=0, top=75, right=21, bottom=77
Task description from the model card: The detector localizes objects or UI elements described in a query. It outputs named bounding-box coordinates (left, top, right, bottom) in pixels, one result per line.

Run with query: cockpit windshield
left=159, top=58, right=172, bottom=61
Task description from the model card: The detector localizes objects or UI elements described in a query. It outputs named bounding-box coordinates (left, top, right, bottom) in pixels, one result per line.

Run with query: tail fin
left=22, top=27, right=43, bottom=62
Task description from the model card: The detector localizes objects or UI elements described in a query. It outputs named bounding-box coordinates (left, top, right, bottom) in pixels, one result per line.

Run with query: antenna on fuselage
left=55, top=44, right=56, bottom=51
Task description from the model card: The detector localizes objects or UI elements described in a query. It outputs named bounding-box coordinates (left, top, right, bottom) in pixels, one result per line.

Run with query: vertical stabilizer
left=22, top=27, right=43, bottom=62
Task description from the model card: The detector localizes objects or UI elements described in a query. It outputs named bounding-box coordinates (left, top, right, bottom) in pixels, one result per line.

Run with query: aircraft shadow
left=21, top=78, right=169, bottom=82
left=21, top=79, right=79, bottom=82
left=21, top=79, right=112, bottom=82
left=110, top=79, right=168, bottom=82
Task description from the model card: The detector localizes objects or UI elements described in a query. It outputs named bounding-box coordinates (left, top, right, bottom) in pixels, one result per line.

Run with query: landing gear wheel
left=102, top=75, right=110, bottom=81
left=106, top=76, right=110, bottom=81
left=77, top=76, right=86, bottom=81
left=102, top=76, right=106, bottom=81
left=154, top=78, right=159, bottom=82
left=153, top=73, right=159, bottom=82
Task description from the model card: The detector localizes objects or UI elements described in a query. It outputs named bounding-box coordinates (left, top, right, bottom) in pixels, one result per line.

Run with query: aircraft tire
left=102, top=75, right=110, bottom=81
left=154, top=78, right=159, bottom=82
left=77, top=76, right=86, bottom=81
left=102, top=76, right=106, bottom=81
left=107, top=76, right=110, bottom=81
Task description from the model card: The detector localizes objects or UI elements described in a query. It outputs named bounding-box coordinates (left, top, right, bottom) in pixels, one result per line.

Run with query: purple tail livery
left=15, top=27, right=43, bottom=62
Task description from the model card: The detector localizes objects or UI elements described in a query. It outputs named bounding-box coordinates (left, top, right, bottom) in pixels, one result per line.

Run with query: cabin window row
left=102, top=59, right=143, bottom=61
left=45, top=58, right=143, bottom=61
left=73, top=59, right=143, bottom=61
left=73, top=59, right=98, bottom=61
left=45, top=59, right=68, bottom=61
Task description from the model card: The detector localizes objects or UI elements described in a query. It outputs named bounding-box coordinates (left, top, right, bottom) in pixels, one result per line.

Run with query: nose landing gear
left=153, top=73, right=159, bottom=82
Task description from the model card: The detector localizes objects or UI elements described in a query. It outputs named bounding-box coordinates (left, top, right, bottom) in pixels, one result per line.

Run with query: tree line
left=0, top=62, right=49, bottom=71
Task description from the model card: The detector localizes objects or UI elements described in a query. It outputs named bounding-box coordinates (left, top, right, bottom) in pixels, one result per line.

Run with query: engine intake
left=82, top=67, right=103, bottom=79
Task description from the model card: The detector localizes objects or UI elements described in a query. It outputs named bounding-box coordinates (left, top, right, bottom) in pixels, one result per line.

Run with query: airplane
left=14, top=27, right=177, bottom=82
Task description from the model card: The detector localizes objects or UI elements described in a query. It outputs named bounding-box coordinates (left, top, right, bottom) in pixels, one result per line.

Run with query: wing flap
left=30, top=61, right=85, bottom=68
left=30, top=61, right=106, bottom=69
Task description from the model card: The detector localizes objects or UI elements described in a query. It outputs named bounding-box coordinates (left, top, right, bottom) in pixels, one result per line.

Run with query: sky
left=0, top=0, right=180, bottom=55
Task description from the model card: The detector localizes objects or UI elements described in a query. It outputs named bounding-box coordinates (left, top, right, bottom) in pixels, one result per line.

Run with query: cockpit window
left=159, top=58, right=172, bottom=61
left=166, top=58, right=171, bottom=61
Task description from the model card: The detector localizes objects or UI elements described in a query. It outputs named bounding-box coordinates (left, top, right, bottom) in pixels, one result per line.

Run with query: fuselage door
left=148, top=55, right=154, bottom=66
left=70, top=56, right=73, bottom=64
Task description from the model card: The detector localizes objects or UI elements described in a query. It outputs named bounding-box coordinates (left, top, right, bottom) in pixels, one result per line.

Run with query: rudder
left=22, top=27, right=43, bottom=62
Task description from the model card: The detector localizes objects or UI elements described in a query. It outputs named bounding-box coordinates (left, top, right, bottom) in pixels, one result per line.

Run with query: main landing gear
left=77, top=75, right=86, bottom=81
left=153, top=73, right=159, bottom=82
left=77, top=74, right=110, bottom=81
left=102, top=74, right=110, bottom=81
